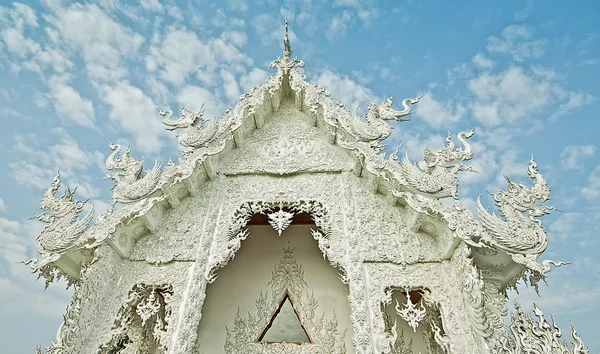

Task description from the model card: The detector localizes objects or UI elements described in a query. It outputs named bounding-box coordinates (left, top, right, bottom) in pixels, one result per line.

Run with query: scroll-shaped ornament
left=477, top=156, right=568, bottom=276
left=104, top=143, right=162, bottom=207
left=24, top=172, right=94, bottom=272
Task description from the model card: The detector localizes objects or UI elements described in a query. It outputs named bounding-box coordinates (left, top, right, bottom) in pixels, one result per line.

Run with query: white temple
left=29, top=22, right=589, bottom=354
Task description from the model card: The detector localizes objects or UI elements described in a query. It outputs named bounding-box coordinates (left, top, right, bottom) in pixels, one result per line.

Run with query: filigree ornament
left=207, top=199, right=335, bottom=282
left=104, top=143, right=162, bottom=206
left=35, top=263, right=91, bottom=354
left=24, top=172, right=94, bottom=273
left=267, top=207, right=295, bottom=236
left=99, top=283, right=174, bottom=354
left=394, top=290, right=427, bottom=332
left=502, top=303, right=589, bottom=354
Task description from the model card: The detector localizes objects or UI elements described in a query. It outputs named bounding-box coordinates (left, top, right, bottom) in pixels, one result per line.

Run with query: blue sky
left=0, top=0, right=599, bottom=352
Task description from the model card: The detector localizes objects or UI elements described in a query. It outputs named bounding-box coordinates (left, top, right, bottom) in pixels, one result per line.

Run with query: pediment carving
left=219, top=107, right=353, bottom=176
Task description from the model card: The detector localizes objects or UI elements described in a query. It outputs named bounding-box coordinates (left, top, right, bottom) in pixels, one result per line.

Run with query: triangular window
left=258, top=294, right=311, bottom=343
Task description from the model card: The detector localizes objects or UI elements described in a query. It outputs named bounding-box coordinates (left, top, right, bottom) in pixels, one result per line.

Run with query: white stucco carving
left=224, top=243, right=346, bottom=353
left=29, top=21, right=588, bottom=354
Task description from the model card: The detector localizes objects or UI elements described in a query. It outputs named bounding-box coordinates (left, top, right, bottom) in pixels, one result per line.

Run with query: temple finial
left=283, top=17, right=292, bottom=59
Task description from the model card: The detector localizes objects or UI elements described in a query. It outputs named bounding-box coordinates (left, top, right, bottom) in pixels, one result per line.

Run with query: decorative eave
left=24, top=23, right=566, bottom=293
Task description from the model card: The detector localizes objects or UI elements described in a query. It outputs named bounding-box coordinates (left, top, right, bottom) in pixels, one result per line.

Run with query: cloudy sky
left=0, top=0, right=599, bottom=352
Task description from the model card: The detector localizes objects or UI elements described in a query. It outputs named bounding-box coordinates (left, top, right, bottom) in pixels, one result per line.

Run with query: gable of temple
left=29, top=22, right=589, bottom=354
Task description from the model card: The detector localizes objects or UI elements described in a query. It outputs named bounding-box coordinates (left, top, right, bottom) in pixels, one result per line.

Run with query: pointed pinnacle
left=283, top=17, right=292, bottom=58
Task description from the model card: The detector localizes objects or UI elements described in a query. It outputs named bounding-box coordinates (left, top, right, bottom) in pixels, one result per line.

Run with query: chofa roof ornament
left=270, top=17, right=304, bottom=74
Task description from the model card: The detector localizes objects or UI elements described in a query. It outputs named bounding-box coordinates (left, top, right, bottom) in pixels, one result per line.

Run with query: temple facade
left=29, top=24, right=588, bottom=354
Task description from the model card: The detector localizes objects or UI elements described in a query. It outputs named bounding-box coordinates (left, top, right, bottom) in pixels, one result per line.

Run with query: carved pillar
left=167, top=181, right=224, bottom=354
left=342, top=173, right=375, bottom=354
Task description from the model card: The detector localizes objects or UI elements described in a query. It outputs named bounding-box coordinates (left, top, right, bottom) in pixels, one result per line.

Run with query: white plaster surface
left=196, top=225, right=354, bottom=352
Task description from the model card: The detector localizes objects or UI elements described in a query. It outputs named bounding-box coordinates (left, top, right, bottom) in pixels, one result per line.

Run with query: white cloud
left=332, top=0, right=378, bottom=27
left=100, top=82, right=167, bottom=153
left=487, top=25, right=546, bottom=62
left=48, top=75, right=95, bottom=127
left=0, top=3, right=38, bottom=30
left=413, top=93, right=464, bottom=128
left=45, top=3, right=144, bottom=81
left=140, top=0, right=163, bottom=12
left=10, top=129, right=104, bottom=190
left=0, top=217, right=41, bottom=276
left=0, top=28, right=39, bottom=57
left=221, top=30, right=247, bottom=48
left=220, top=69, right=241, bottom=102
left=468, top=67, right=554, bottom=126
left=582, top=165, right=600, bottom=201
left=326, top=11, right=352, bottom=40
left=145, top=27, right=252, bottom=87
left=560, top=145, right=596, bottom=170
left=551, top=91, right=595, bottom=120
left=177, top=84, right=226, bottom=121
left=472, top=53, right=494, bottom=70
left=228, top=0, right=248, bottom=12
left=312, top=69, right=376, bottom=112
left=240, top=67, right=270, bottom=91
left=549, top=212, right=582, bottom=240
left=0, top=198, right=5, bottom=213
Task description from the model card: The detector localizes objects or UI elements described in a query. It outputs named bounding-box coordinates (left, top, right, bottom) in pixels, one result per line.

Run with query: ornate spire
left=283, top=17, right=292, bottom=59
left=270, top=17, right=304, bottom=73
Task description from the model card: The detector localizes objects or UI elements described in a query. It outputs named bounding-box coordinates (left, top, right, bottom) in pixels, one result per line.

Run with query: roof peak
left=269, top=17, right=304, bottom=73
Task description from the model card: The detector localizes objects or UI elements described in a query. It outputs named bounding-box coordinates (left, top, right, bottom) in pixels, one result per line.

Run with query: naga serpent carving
left=387, top=129, right=475, bottom=199
left=159, top=105, right=232, bottom=149
left=25, top=172, right=94, bottom=270
left=105, top=143, right=162, bottom=205
left=477, top=156, right=566, bottom=275
left=337, top=96, right=422, bottom=144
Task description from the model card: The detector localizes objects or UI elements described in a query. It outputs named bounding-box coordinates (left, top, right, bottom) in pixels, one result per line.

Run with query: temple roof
left=25, top=23, right=564, bottom=293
